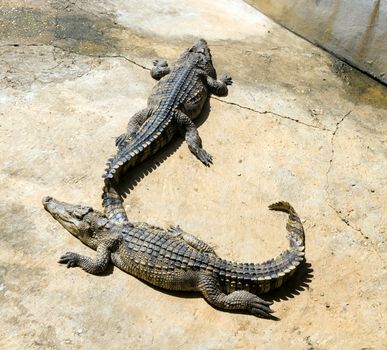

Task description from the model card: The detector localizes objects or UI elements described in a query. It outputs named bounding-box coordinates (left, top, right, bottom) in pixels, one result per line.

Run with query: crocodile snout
left=42, top=196, right=53, bottom=207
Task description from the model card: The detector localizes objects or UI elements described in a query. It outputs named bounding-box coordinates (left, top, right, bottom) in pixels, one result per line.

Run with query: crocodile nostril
left=42, top=196, right=53, bottom=205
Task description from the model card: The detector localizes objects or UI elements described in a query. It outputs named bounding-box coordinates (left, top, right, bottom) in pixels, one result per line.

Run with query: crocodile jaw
left=42, top=196, right=93, bottom=238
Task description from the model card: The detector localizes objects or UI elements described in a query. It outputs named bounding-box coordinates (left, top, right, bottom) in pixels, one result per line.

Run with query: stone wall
left=246, top=0, right=387, bottom=84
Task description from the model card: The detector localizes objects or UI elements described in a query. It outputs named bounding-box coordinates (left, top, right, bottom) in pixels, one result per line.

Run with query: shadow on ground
left=116, top=99, right=212, bottom=198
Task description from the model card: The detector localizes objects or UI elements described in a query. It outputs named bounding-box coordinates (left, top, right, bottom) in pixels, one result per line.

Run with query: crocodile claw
left=196, top=149, right=213, bottom=166
left=58, top=252, right=80, bottom=268
left=249, top=297, right=274, bottom=318
left=153, top=59, right=168, bottom=67
left=220, top=75, right=233, bottom=86
left=115, top=133, right=127, bottom=147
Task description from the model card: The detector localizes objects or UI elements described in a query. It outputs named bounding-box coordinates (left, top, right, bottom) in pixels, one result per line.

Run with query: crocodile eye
left=74, top=206, right=93, bottom=219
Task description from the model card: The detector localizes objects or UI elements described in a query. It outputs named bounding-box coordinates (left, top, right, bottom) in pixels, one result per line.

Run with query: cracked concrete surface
left=0, top=0, right=386, bottom=349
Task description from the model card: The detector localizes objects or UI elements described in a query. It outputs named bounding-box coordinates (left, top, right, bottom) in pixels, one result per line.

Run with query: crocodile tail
left=269, top=201, right=305, bottom=248
left=101, top=181, right=129, bottom=226
left=102, top=113, right=175, bottom=183
left=102, top=147, right=139, bottom=184
left=217, top=202, right=305, bottom=295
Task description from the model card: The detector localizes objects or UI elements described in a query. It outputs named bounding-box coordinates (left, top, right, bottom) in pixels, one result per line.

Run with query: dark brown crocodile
left=43, top=196, right=305, bottom=318
left=102, top=39, right=232, bottom=225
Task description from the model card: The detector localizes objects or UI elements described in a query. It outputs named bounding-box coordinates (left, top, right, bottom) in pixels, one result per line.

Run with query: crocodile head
left=42, top=196, right=107, bottom=247
left=184, top=38, right=216, bottom=77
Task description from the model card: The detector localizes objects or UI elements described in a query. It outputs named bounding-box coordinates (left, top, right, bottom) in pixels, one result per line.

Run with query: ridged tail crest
left=102, top=113, right=174, bottom=183
left=217, top=201, right=305, bottom=294
left=101, top=182, right=129, bottom=226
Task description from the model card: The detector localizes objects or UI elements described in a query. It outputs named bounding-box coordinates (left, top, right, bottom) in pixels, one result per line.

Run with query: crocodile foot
left=220, top=75, right=233, bottom=86
left=195, top=148, right=213, bottom=166
left=58, top=252, right=80, bottom=268
left=247, top=295, right=274, bottom=318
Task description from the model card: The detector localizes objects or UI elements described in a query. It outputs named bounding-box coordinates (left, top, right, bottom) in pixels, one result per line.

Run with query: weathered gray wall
left=246, top=0, right=387, bottom=84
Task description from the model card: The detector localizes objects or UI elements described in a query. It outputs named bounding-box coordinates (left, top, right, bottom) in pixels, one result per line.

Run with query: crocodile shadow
left=103, top=260, right=312, bottom=320
left=139, top=260, right=313, bottom=320
left=115, top=98, right=211, bottom=198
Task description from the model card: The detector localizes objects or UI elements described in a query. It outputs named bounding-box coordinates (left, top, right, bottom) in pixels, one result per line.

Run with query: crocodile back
left=103, top=62, right=208, bottom=184
left=112, top=223, right=212, bottom=290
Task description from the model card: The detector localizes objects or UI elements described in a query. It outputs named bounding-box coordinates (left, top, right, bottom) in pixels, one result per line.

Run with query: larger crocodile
left=43, top=196, right=305, bottom=318
left=102, top=39, right=232, bottom=225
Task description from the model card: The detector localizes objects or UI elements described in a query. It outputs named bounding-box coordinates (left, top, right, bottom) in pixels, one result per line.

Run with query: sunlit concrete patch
left=114, top=0, right=272, bottom=40
left=0, top=0, right=386, bottom=349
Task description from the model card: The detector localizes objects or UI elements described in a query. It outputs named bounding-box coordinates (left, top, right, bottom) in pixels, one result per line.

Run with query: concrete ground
left=0, top=1, right=386, bottom=349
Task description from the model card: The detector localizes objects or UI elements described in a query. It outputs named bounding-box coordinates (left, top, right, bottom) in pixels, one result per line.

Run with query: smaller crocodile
left=101, top=39, right=232, bottom=225
left=43, top=197, right=305, bottom=318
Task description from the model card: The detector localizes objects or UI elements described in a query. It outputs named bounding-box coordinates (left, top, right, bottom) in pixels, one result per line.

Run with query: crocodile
left=43, top=196, right=305, bottom=318
left=102, top=39, right=232, bottom=225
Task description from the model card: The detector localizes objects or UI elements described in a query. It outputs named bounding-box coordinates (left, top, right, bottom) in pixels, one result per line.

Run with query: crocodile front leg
left=58, top=238, right=118, bottom=274
left=116, top=108, right=153, bottom=148
left=168, top=225, right=217, bottom=256
left=198, top=274, right=274, bottom=318
left=207, top=75, right=233, bottom=97
left=151, top=59, right=170, bottom=80
left=175, top=110, right=213, bottom=166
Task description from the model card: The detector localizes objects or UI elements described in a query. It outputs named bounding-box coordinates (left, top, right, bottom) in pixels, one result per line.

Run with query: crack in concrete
left=328, top=202, right=385, bottom=264
left=93, top=53, right=332, bottom=132
left=325, top=110, right=352, bottom=186
left=324, top=110, right=385, bottom=264
left=0, top=43, right=45, bottom=48
left=0, top=45, right=343, bottom=134
left=211, top=96, right=331, bottom=131
left=91, top=54, right=150, bottom=71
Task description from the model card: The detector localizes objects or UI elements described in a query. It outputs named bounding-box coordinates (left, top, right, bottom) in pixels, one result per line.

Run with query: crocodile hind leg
left=58, top=238, right=117, bottom=274
left=175, top=111, right=213, bottom=166
left=168, top=225, right=217, bottom=256
left=115, top=108, right=153, bottom=148
left=198, top=274, right=274, bottom=317
left=151, top=59, right=170, bottom=80
left=206, top=75, right=233, bottom=97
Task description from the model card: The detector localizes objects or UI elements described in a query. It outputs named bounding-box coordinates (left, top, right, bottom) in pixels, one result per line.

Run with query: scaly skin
left=102, top=39, right=232, bottom=225
left=43, top=197, right=305, bottom=318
